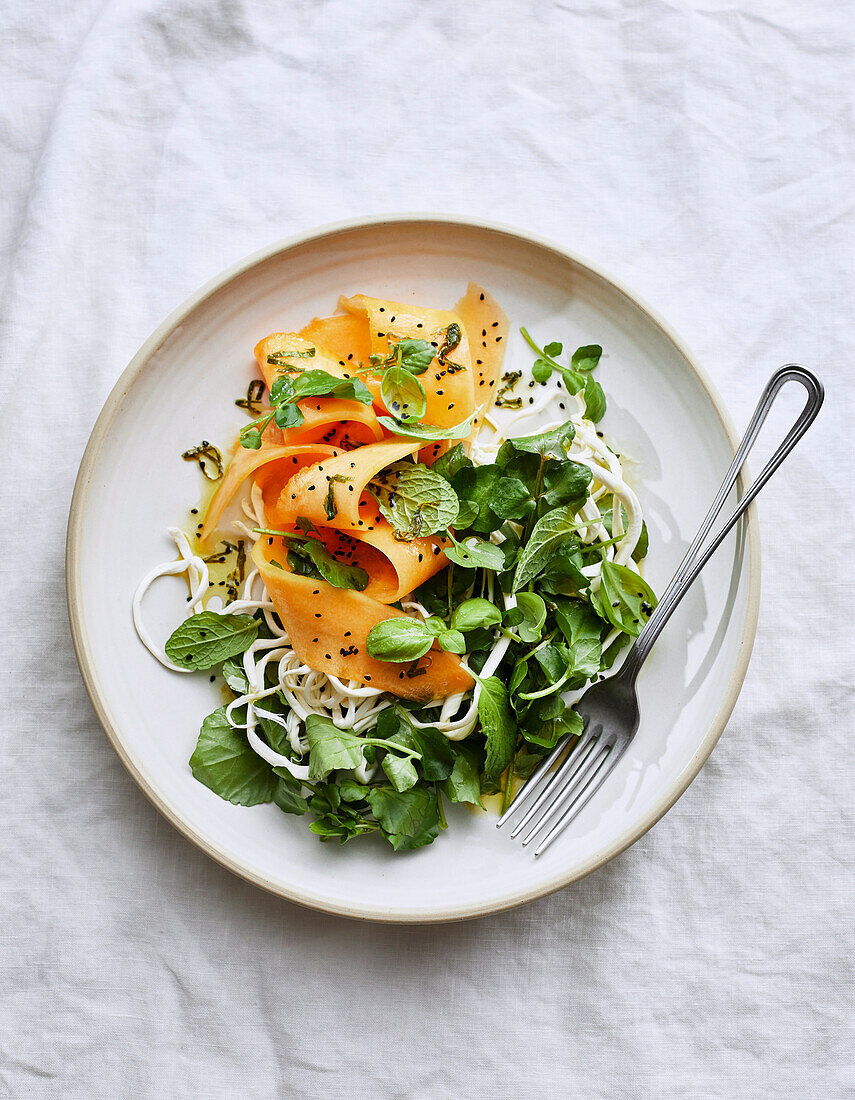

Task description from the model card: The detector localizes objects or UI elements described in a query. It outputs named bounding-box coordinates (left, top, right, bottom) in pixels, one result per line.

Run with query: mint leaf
left=512, top=507, right=591, bottom=591
left=165, top=612, right=259, bottom=671
left=285, top=538, right=369, bottom=591
left=189, top=708, right=279, bottom=805
left=476, top=676, right=517, bottom=793
left=368, top=461, right=459, bottom=540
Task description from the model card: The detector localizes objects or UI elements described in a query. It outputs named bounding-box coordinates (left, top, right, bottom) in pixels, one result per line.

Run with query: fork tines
left=496, top=723, right=620, bottom=856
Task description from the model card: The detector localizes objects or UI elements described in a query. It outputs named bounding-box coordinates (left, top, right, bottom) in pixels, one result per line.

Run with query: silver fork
left=497, top=364, right=824, bottom=855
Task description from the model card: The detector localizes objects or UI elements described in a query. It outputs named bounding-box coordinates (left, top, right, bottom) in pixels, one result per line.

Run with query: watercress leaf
left=368, top=461, right=459, bottom=540
left=304, top=714, right=364, bottom=779
left=534, top=643, right=569, bottom=682
left=367, top=786, right=441, bottom=851
left=514, top=750, right=546, bottom=779
left=290, top=369, right=374, bottom=405
left=272, top=777, right=309, bottom=816
left=436, top=628, right=466, bottom=655
left=477, top=676, right=517, bottom=793
left=454, top=498, right=479, bottom=529
left=501, top=421, right=576, bottom=460
left=443, top=749, right=484, bottom=806
left=287, top=539, right=368, bottom=591
left=521, top=704, right=583, bottom=750
left=269, top=375, right=295, bottom=404
left=165, top=612, right=259, bottom=671
left=273, top=402, right=305, bottom=430
left=451, top=464, right=502, bottom=534
left=571, top=344, right=602, bottom=372
left=598, top=560, right=657, bottom=636
left=444, top=536, right=506, bottom=571
left=491, top=477, right=535, bottom=522
left=583, top=374, right=606, bottom=422
left=338, top=779, right=370, bottom=802
left=432, top=443, right=472, bottom=481
left=410, top=725, right=455, bottom=781
left=396, top=338, right=436, bottom=375
left=376, top=410, right=478, bottom=441
left=542, top=460, right=593, bottom=508
left=512, top=507, right=589, bottom=591
left=381, top=749, right=419, bottom=792
left=413, top=563, right=476, bottom=617
left=451, top=598, right=502, bottom=633
left=189, top=707, right=279, bottom=805
left=366, top=618, right=434, bottom=662
left=241, top=430, right=263, bottom=449
left=381, top=365, right=427, bottom=422
left=543, top=340, right=563, bottom=357
left=512, top=592, right=547, bottom=642
left=532, top=358, right=552, bottom=383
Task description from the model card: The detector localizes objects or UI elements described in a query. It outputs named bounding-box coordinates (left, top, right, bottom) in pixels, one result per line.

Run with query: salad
left=133, top=285, right=656, bottom=851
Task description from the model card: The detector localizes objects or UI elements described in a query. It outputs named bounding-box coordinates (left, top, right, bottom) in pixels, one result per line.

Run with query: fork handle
left=620, top=365, right=824, bottom=681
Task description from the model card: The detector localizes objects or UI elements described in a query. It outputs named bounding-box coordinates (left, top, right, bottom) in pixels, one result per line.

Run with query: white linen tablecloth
left=2, top=1, right=852, bottom=1096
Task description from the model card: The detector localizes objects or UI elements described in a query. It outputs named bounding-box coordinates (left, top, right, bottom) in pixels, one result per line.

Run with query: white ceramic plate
left=67, top=215, right=760, bottom=923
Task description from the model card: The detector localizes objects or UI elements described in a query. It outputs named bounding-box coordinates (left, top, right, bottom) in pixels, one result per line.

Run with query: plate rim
left=66, top=212, right=762, bottom=923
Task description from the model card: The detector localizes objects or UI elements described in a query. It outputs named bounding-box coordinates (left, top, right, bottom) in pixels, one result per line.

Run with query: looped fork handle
left=621, top=365, right=824, bottom=679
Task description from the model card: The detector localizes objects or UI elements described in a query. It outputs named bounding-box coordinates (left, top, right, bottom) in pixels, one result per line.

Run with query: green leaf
left=543, top=341, right=563, bottom=357
left=444, top=535, right=506, bottom=571
left=286, top=538, right=369, bottom=591
left=521, top=704, right=583, bottom=749
left=436, top=628, right=466, bottom=654
left=450, top=464, right=502, bottom=533
left=272, top=775, right=309, bottom=816
left=509, top=592, right=546, bottom=642
left=366, top=618, right=434, bottom=662
left=377, top=410, right=478, bottom=441
left=443, top=749, right=484, bottom=806
left=476, top=676, right=517, bottom=793
left=378, top=710, right=455, bottom=782
left=542, top=461, right=593, bottom=509
left=583, top=375, right=606, bottom=422
left=290, top=369, right=373, bottom=405
left=338, top=779, right=370, bottom=802
left=381, top=750, right=419, bottom=792
left=597, top=561, right=657, bottom=636
left=368, top=461, right=459, bottom=540
left=432, top=443, right=472, bottom=481
left=367, top=787, right=441, bottom=850
left=512, top=508, right=589, bottom=591
left=273, top=402, right=305, bottom=430
left=381, top=364, right=427, bottom=422
left=221, top=655, right=249, bottom=694
left=501, top=421, right=576, bottom=460
left=538, top=542, right=588, bottom=597
left=305, top=715, right=365, bottom=779
left=491, top=477, right=535, bottom=522
left=553, top=598, right=603, bottom=689
left=451, top=598, right=502, bottom=633
left=189, top=708, right=279, bottom=805
left=532, top=359, right=552, bottom=383
left=165, top=612, right=259, bottom=671
left=571, top=344, right=602, bottom=373
left=600, top=506, right=649, bottom=562
left=374, top=338, right=438, bottom=375
left=454, top=498, right=479, bottom=528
